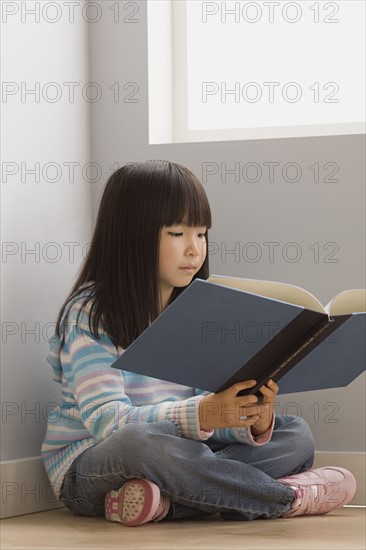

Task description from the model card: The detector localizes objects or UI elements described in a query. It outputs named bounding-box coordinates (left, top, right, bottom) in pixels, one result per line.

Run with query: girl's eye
left=168, top=232, right=206, bottom=238
left=168, top=231, right=206, bottom=239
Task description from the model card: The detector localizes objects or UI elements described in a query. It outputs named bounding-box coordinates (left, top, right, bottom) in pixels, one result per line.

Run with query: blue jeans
left=60, top=415, right=315, bottom=521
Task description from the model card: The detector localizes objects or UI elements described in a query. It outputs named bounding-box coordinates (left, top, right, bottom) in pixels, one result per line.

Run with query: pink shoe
left=105, top=479, right=170, bottom=527
left=277, top=467, right=357, bottom=518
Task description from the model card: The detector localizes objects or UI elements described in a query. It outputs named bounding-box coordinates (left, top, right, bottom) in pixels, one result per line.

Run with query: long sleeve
left=62, top=304, right=212, bottom=443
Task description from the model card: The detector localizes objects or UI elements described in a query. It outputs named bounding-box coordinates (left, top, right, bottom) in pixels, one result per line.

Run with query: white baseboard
left=0, top=457, right=64, bottom=519
left=1, top=452, right=365, bottom=519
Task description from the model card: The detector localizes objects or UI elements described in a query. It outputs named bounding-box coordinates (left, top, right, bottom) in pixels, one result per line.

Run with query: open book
left=112, top=275, right=366, bottom=395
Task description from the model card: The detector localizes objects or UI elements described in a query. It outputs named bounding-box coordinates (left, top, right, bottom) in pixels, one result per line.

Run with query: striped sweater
left=42, top=289, right=274, bottom=499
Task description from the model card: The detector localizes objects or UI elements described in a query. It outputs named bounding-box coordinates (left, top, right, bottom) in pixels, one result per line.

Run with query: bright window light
left=148, top=1, right=365, bottom=144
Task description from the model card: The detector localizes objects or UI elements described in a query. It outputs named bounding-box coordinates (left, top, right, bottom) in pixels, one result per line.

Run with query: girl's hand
left=199, top=380, right=263, bottom=431
left=250, top=379, right=279, bottom=436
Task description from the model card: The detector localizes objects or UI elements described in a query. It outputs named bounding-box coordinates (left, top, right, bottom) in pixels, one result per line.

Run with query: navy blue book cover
left=112, top=279, right=365, bottom=395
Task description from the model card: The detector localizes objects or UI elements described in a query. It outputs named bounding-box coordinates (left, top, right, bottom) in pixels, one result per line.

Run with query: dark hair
left=55, top=160, right=212, bottom=349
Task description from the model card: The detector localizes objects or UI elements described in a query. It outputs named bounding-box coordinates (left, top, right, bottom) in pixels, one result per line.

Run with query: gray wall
left=1, top=7, right=93, bottom=461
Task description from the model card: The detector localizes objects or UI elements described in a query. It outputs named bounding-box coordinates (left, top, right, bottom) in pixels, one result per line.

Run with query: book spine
left=269, top=316, right=337, bottom=379
left=236, top=314, right=350, bottom=396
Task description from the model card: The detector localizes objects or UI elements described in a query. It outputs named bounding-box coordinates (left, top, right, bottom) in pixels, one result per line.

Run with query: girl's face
left=158, top=222, right=207, bottom=307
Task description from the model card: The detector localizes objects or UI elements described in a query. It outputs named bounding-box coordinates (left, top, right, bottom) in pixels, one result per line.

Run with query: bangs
left=159, top=163, right=212, bottom=229
left=57, top=159, right=212, bottom=349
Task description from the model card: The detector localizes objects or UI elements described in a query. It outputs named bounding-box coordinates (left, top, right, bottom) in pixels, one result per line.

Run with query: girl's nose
left=187, top=238, right=203, bottom=257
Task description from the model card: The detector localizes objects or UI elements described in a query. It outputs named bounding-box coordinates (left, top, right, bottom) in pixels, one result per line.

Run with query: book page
left=208, top=274, right=325, bottom=313
left=326, top=289, right=366, bottom=315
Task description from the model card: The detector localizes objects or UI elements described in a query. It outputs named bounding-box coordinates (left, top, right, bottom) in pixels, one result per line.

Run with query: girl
left=42, top=160, right=356, bottom=526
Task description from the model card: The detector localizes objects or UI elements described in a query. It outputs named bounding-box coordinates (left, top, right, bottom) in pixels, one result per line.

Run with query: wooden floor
left=1, top=506, right=365, bottom=550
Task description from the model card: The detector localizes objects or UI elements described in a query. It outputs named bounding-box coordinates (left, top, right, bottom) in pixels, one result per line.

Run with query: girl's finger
left=238, top=415, right=260, bottom=426
left=258, top=384, right=273, bottom=396
left=228, top=380, right=257, bottom=396
left=268, top=379, right=279, bottom=393
left=241, top=405, right=262, bottom=417
left=259, top=379, right=279, bottom=396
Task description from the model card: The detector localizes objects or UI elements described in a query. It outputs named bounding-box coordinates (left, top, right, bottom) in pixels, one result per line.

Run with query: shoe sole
left=105, top=479, right=161, bottom=526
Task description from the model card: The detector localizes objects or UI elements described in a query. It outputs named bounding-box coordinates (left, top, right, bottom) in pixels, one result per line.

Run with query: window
left=148, top=1, right=365, bottom=144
